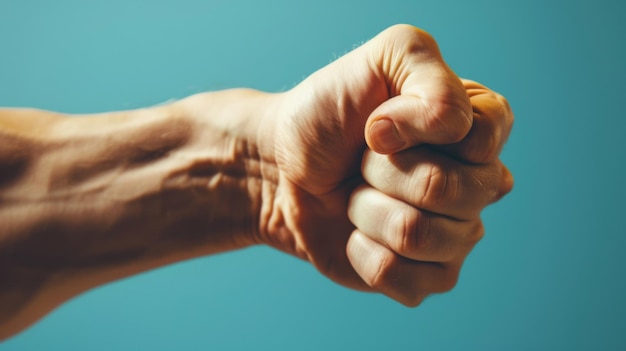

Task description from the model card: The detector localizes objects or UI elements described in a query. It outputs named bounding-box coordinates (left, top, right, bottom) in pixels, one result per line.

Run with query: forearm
left=0, top=90, right=278, bottom=339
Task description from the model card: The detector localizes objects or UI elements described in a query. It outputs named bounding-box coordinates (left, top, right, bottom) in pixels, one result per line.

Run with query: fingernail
left=369, top=118, right=405, bottom=153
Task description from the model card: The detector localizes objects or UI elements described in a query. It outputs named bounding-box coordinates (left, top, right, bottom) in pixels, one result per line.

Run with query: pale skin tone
left=0, top=25, right=513, bottom=340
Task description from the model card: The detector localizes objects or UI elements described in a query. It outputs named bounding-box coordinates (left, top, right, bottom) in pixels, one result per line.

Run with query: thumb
left=365, top=84, right=473, bottom=155
left=362, top=24, right=473, bottom=154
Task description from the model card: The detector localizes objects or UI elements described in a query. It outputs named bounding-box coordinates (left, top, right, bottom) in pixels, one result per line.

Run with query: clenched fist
left=255, top=24, right=514, bottom=305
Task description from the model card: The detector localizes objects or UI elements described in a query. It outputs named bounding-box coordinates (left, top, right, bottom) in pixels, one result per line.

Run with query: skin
left=0, top=24, right=513, bottom=340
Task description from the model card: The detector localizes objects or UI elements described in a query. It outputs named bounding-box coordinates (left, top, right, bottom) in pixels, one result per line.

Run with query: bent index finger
left=439, top=79, right=514, bottom=164
left=361, top=147, right=504, bottom=220
left=365, top=25, right=473, bottom=154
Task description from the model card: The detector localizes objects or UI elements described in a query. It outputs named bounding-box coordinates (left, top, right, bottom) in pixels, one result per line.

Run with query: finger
left=438, top=79, right=514, bottom=164
left=495, top=163, right=514, bottom=201
left=347, top=230, right=463, bottom=306
left=348, top=184, right=483, bottom=262
left=362, top=148, right=504, bottom=220
left=365, top=91, right=471, bottom=154
left=365, top=25, right=473, bottom=154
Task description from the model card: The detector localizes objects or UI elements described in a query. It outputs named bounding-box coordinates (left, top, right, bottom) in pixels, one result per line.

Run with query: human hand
left=345, top=76, right=514, bottom=304
left=0, top=23, right=514, bottom=341
left=254, top=24, right=513, bottom=305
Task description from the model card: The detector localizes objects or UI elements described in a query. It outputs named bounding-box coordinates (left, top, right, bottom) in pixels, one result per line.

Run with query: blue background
left=1, top=0, right=625, bottom=350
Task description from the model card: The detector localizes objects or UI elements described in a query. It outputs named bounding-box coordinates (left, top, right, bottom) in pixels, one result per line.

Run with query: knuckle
left=480, top=161, right=512, bottom=206
left=369, top=253, right=427, bottom=307
left=468, top=221, right=486, bottom=244
left=424, top=99, right=472, bottom=143
left=493, top=92, right=514, bottom=136
left=502, top=166, right=515, bottom=195
left=493, top=164, right=514, bottom=201
left=391, top=209, right=432, bottom=258
left=402, top=293, right=427, bottom=308
left=417, top=163, right=459, bottom=209
left=471, top=170, right=499, bottom=208
left=434, top=266, right=460, bottom=293
left=460, top=220, right=485, bottom=252
left=378, top=25, right=442, bottom=67
left=386, top=24, right=439, bottom=51
left=465, top=93, right=511, bottom=164
left=487, top=92, right=515, bottom=141
left=369, top=253, right=395, bottom=291
left=496, top=92, right=513, bottom=122
left=468, top=118, right=501, bottom=164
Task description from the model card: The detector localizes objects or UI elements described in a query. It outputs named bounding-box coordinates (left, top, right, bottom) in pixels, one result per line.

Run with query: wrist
left=173, top=89, right=285, bottom=248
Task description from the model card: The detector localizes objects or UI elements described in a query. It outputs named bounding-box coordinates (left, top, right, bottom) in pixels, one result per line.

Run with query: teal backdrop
left=1, top=0, right=625, bottom=350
